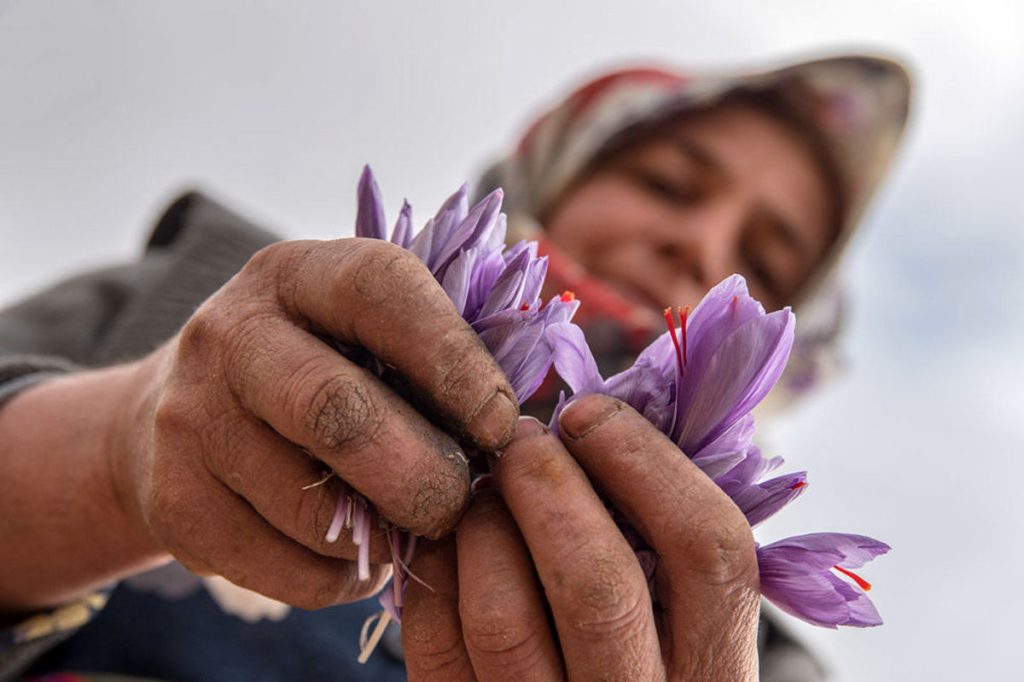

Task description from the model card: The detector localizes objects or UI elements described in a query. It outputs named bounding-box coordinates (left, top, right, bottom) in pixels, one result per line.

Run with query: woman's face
left=544, top=103, right=836, bottom=312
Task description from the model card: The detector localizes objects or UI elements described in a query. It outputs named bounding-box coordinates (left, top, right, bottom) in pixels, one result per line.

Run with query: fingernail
left=491, top=417, right=546, bottom=459
left=515, top=415, right=547, bottom=438
left=558, top=394, right=621, bottom=440
left=466, top=389, right=518, bottom=450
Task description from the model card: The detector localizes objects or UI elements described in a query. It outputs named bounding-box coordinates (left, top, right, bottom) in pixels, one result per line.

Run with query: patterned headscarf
left=476, top=54, right=912, bottom=409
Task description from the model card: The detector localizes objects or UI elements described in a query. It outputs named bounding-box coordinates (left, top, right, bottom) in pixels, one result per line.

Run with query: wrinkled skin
left=402, top=397, right=761, bottom=681
left=401, top=102, right=836, bottom=680
left=0, top=238, right=520, bottom=613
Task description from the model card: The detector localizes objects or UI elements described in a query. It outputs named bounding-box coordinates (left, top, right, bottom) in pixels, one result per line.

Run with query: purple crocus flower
left=547, top=275, right=888, bottom=628
left=758, top=533, right=890, bottom=628
left=328, top=166, right=579, bottom=659
left=548, top=275, right=802, bottom=527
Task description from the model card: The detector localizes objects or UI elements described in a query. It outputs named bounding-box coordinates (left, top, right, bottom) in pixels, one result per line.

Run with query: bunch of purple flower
left=547, top=275, right=889, bottom=628
left=331, top=167, right=887, bottom=663
left=327, top=167, right=579, bottom=656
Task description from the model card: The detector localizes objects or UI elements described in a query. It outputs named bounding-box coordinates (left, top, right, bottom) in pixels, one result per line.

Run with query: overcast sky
left=2, top=2, right=1023, bottom=680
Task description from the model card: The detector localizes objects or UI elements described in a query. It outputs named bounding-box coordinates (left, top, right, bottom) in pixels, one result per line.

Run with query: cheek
left=545, top=180, right=656, bottom=262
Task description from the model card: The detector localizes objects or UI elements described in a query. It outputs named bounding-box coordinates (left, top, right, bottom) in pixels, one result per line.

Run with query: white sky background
left=1, top=1, right=1022, bottom=679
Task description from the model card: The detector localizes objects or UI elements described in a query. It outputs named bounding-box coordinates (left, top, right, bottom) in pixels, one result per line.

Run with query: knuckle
left=408, top=466, right=471, bottom=539
left=561, top=551, right=650, bottom=641
left=435, top=330, right=497, bottom=405
left=461, top=603, right=546, bottom=665
left=177, top=307, right=219, bottom=355
left=299, top=373, right=386, bottom=455
left=243, top=241, right=304, bottom=283
left=680, top=509, right=759, bottom=587
left=347, top=240, right=426, bottom=306
left=403, top=627, right=468, bottom=674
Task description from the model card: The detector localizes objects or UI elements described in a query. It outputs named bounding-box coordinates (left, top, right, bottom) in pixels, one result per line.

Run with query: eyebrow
left=667, top=136, right=726, bottom=179
left=668, top=134, right=816, bottom=261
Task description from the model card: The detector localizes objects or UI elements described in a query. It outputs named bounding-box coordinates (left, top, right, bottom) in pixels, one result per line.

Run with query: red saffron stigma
left=520, top=303, right=530, bottom=311
left=678, top=305, right=690, bottom=366
left=790, top=481, right=808, bottom=491
left=833, top=565, right=872, bottom=591
left=664, top=308, right=685, bottom=378
left=560, top=290, right=576, bottom=302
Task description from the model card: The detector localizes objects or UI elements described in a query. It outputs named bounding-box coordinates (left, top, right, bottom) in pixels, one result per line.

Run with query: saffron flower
left=758, top=533, right=890, bottom=628
left=327, top=166, right=579, bottom=659
left=547, top=275, right=888, bottom=628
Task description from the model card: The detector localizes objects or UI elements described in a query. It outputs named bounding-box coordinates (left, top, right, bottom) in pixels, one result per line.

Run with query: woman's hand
left=0, top=238, right=519, bottom=612
left=401, top=394, right=761, bottom=681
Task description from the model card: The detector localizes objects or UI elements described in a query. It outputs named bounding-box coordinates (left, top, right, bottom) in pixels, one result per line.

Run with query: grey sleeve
left=0, top=190, right=279, bottom=381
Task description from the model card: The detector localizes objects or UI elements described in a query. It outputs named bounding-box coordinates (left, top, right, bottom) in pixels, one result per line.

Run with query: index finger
left=270, top=238, right=518, bottom=450
left=558, top=394, right=761, bottom=681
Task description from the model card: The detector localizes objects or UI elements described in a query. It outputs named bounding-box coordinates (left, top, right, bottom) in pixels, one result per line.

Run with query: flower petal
left=547, top=322, right=605, bottom=395
left=673, top=310, right=795, bottom=453
left=390, top=200, right=413, bottom=248
left=727, top=470, right=807, bottom=528
left=356, top=166, right=388, bottom=241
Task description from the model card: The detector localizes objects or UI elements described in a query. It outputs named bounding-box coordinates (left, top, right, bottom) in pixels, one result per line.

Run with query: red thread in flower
left=790, top=481, right=808, bottom=491
left=678, top=305, right=690, bottom=366
left=560, top=290, right=576, bottom=302
left=664, top=308, right=685, bottom=379
left=833, top=565, right=872, bottom=591
left=520, top=303, right=530, bottom=311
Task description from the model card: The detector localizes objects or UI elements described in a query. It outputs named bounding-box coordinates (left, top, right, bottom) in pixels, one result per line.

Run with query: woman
left=0, top=55, right=910, bottom=681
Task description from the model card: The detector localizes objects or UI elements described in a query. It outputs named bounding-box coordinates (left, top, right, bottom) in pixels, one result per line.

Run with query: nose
left=653, top=199, right=746, bottom=291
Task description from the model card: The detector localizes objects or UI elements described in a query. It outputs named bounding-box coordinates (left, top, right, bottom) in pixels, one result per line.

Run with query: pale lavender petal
left=728, top=471, right=807, bottom=527
left=520, top=256, right=549, bottom=308
left=435, top=182, right=469, bottom=224
left=390, top=200, right=413, bottom=248
left=491, top=317, right=544, bottom=369
left=714, top=445, right=783, bottom=489
left=690, top=448, right=748, bottom=480
left=464, top=250, right=506, bottom=320
left=844, top=589, right=883, bottom=626
left=432, top=189, right=503, bottom=280
left=356, top=166, right=388, bottom=241
left=693, top=414, right=756, bottom=461
left=486, top=213, right=508, bottom=251
left=673, top=311, right=795, bottom=453
left=479, top=248, right=530, bottom=317
left=407, top=215, right=437, bottom=263
left=423, top=209, right=458, bottom=269
left=547, top=323, right=605, bottom=395
left=541, top=294, right=580, bottom=326
left=507, top=335, right=555, bottom=402
left=502, top=239, right=536, bottom=265
left=684, top=275, right=765, bottom=364
left=758, top=553, right=854, bottom=629
left=439, top=248, right=474, bottom=315
left=605, top=362, right=675, bottom=435
left=758, top=534, right=888, bottom=628
left=761, top=533, right=891, bottom=570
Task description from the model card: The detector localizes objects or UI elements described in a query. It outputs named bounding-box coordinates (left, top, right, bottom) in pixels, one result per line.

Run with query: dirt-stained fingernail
left=558, top=394, right=622, bottom=441
left=466, top=389, right=518, bottom=450
left=514, top=415, right=547, bottom=439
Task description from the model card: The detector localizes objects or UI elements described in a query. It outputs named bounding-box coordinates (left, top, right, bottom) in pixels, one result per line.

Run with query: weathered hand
left=402, top=394, right=761, bottom=681
left=115, top=238, right=519, bottom=609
